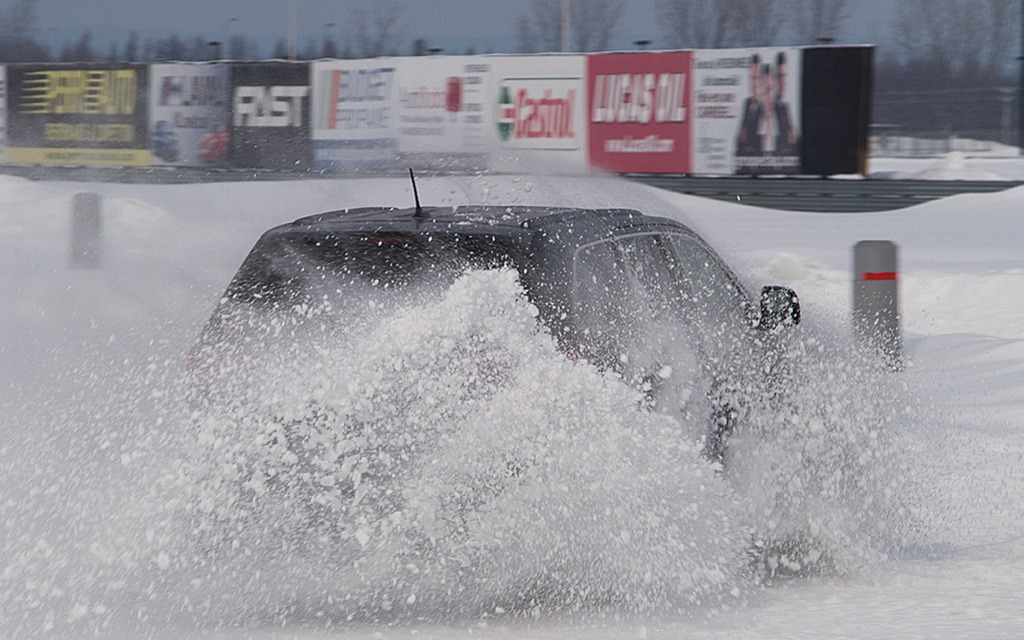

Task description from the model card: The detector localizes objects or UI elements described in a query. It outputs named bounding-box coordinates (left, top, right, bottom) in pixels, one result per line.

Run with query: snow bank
left=0, top=169, right=1021, bottom=637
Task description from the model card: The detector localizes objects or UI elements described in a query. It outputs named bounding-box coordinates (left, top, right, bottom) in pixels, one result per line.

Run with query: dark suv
left=189, top=204, right=799, bottom=461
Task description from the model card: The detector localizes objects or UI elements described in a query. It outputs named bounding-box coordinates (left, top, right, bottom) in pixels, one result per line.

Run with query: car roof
left=280, top=205, right=697, bottom=246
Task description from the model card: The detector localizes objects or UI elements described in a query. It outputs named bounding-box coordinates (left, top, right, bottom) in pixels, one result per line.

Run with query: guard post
left=70, top=192, right=102, bottom=270
left=853, top=240, right=901, bottom=370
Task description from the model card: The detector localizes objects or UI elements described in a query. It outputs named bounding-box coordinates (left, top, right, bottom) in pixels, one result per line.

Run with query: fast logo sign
left=233, top=85, right=309, bottom=127
left=587, top=51, right=693, bottom=173
left=229, top=62, right=311, bottom=170
left=495, top=79, right=579, bottom=150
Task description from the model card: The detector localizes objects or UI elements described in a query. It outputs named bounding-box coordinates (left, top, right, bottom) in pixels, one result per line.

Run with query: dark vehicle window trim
left=224, top=228, right=528, bottom=308
left=570, top=230, right=750, bottom=308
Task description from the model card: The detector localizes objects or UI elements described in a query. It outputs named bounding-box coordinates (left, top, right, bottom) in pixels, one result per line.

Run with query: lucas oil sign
left=495, top=79, right=579, bottom=149
left=587, top=51, right=692, bottom=174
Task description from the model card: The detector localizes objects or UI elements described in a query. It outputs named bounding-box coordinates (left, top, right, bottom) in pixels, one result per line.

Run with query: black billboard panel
left=6, top=63, right=150, bottom=166
left=230, top=62, right=311, bottom=170
left=800, top=46, right=873, bottom=176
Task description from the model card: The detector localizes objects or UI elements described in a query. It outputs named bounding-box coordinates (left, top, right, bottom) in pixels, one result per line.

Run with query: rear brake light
left=559, top=345, right=582, bottom=363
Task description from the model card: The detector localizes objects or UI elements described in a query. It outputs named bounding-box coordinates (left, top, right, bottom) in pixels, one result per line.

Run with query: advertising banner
left=393, top=56, right=490, bottom=170
left=587, top=51, right=692, bottom=174
left=310, top=58, right=397, bottom=172
left=486, top=55, right=588, bottom=173
left=692, top=47, right=802, bottom=175
left=230, top=62, right=310, bottom=170
left=149, top=64, right=230, bottom=167
left=5, top=64, right=150, bottom=166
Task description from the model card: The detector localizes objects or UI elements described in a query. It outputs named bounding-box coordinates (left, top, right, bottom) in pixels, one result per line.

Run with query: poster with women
left=692, top=47, right=801, bottom=175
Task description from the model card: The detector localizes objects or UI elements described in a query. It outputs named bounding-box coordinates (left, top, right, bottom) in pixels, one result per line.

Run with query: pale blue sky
left=32, top=0, right=897, bottom=56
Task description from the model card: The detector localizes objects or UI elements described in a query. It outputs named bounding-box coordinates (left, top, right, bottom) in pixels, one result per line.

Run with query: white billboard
left=393, top=56, right=490, bottom=170
left=309, top=54, right=586, bottom=174
left=311, top=59, right=398, bottom=172
left=485, top=55, right=589, bottom=173
left=149, top=64, right=230, bottom=167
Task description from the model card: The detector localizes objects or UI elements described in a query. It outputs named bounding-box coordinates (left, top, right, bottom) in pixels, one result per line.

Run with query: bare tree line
left=891, top=0, right=1019, bottom=75
left=1, top=1, right=1021, bottom=76
left=517, top=0, right=625, bottom=53
left=1, top=0, right=1020, bottom=66
left=875, top=0, right=1023, bottom=141
left=0, top=0, right=413, bottom=62
left=517, top=0, right=850, bottom=51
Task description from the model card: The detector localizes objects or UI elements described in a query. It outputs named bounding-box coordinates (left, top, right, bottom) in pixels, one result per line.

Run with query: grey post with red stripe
left=853, top=240, right=901, bottom=369
left=70, top=192, right=103, bottom=270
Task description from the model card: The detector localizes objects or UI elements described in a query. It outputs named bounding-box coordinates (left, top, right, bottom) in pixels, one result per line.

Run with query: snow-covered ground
left=869, top=151, right=1024, bottom=180
left=1, top=155, right=1022, bottom=638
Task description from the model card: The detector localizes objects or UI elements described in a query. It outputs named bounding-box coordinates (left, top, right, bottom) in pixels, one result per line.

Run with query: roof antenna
left=410, top=168, right=424, bottom=218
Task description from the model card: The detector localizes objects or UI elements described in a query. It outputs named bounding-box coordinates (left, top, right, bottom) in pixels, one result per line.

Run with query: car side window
left=664, top=233, right=751, bottom=329
left=616, top=234, right=687, bottom=320
left=572, top=233, right=691, bottom=368
left=572, top=238, right=641, bottom=367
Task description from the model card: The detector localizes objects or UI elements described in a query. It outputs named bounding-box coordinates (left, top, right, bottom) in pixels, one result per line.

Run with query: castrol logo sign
left=496, top=78, right=580, bottom=149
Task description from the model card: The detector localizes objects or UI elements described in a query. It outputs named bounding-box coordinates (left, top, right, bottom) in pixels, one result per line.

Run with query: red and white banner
left=587, top=51, right=692, bottom=174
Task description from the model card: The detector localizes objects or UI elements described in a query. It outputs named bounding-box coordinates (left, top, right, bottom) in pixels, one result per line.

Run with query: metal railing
left=869, top=135, right=1007, bottom=158
left=625, top=175, right=1023, bottom=212
left=2, top=165, right=1020, bottom=212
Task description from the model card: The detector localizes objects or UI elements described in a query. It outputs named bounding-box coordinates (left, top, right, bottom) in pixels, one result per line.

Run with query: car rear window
left=224, top=230, right=522, bottom=308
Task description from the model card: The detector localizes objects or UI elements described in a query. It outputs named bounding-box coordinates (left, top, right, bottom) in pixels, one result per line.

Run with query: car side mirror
left=759, top=285, right=800, bottom=330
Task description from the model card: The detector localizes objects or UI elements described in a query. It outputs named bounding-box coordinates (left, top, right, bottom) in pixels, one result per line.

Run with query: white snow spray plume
left=164, top=269, right=748, bottom=625
left=0, top=267, right=961, bottom=637
left=725, top=326, right=950, bottom=576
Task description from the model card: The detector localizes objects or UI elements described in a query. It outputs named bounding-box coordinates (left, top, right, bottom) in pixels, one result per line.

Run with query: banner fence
left=0, top=46, right=871, bottom=176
